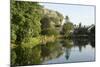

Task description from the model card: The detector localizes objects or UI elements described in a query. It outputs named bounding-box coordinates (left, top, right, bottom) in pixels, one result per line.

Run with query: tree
left=62, top=22, right=74, bottom=33
left=11, top=0, right=43, bottom=45
left=40, top=16, right=59, bottom=36
left=62, top=16, right=74, bottom=37
left=40, top=9, right=63, bottom=36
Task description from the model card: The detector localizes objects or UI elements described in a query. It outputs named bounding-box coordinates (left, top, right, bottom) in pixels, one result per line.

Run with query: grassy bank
left=11, top=35, right=57, bottom=49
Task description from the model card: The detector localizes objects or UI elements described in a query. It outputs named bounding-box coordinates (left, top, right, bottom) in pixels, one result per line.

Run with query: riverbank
left=11, top=35, right=57, bottom=49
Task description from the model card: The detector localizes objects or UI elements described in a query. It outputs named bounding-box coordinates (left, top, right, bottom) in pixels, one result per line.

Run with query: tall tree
left=62, top=16, right=74, bottom=37
left=11, top=0, right=43, bottom=44
left=40, top=9, right=63, bottom=36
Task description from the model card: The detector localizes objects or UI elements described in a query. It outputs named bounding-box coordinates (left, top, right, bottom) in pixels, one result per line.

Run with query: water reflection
left=11, top=40, right=63, bottom=66
left=73, top=38, right=89, bottom=52
left=11, top=37, right=95, bottom=66
left=40, top=41, right=63, bottom=61
left=72, top=37, right=95, bottom=52
left=61, top=39, right=73, bottom=60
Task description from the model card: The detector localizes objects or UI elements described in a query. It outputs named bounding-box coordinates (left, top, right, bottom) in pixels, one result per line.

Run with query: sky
left=39, top=3, right=95, bottom=26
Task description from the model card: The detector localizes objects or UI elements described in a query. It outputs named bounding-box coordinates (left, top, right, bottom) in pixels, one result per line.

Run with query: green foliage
left=43, top=9, right=63, bottom=25
left=11, top=1, right=78, bottom=66
left=49, top=11, right=64, bottom=25
left=62, top=21, right=74, bottom=37
left=40, top=16, right=51, bottom=30
left=40, top=10, right=63, bottom=36
left=63, top=22, right=74, bottom=32
left=11, top=0, right=64, bottom=45
left=11, top=1, right=43, bottom=45
left=40, top=16, right=59, bottom=36
left=46, top=28, right=59, bottom=36
left=21, top=37, right=41, bottom=48
left=41, top=27, right=59, bottom=36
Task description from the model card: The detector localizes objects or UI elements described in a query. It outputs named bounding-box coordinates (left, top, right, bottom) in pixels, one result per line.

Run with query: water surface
left=42, top=38, right=95, bottom=64
left=12, top=37, right=95, bottom=66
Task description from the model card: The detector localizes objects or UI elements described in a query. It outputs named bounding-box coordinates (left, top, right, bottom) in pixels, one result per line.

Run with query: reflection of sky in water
left=40, top=3, right=95, bottom=26
left=42, top=45, right=95, bottom=64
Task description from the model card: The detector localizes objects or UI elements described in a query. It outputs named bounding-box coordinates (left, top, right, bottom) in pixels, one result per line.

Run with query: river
left=42, top=38, right=95, bottom=64
left=12, top=37, right=95, bottom=66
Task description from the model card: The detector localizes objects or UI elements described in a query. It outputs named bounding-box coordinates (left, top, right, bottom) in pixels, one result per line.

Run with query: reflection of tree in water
left=61, top=39, right=73, bottom=60
left=89, top=37, right=95, bottom=48
left=11, top=40, right=64, bottom=66
left=41, top=40, right=63, bottom=61
left=72, top=37, right=95, bottom=52
left=73, top=37, right=89, bottom=52
left=88, top=24, right=95, bottom=48
left=65, top=49, right=71, bottom=60
left=59, top=36, right=95, bottom=61
left=11, top=45, right=42, bottom=66
left=11, top=37, right=95, bottom=66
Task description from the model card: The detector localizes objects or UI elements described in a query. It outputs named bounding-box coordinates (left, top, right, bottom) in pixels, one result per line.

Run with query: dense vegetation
left=11, top=0, right=95, bottom=66
left=11, top=0, right=65, bottom=47
left=11, top=0, right=65, bottom=65
left=11, top=0, right=43, bottom=46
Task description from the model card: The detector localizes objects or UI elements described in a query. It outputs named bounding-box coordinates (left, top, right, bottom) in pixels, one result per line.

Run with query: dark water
left=11, top=37, right=95, bottom=66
